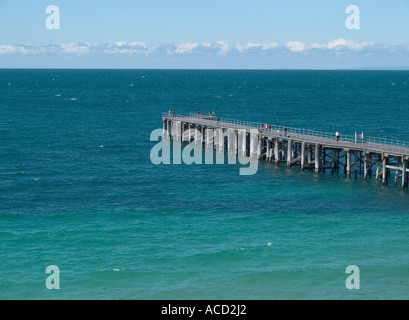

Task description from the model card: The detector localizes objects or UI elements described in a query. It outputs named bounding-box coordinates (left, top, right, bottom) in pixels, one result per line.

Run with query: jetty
left=162, top=112, right=409, bottom=188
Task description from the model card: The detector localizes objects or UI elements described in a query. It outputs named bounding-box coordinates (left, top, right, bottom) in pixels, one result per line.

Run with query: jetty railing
left=162, top=112, right=409, bottom=153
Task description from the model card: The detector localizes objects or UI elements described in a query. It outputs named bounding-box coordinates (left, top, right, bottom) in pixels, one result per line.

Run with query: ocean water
left=1, top=69, right=409, bottom=300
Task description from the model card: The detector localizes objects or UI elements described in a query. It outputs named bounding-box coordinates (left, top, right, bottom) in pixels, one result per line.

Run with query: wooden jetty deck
left=162, top=112, right=409, bottom=188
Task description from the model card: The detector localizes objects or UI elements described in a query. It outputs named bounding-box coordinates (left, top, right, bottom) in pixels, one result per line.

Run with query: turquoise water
left=1, top=70, right=409, bottom=299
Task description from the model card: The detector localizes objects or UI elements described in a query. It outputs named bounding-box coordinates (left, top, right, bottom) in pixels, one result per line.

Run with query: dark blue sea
left=1, top=69, right=409, bottom=299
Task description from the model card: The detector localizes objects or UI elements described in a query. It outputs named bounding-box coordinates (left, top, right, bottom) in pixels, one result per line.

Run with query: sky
left=0, top=0, right=409, bottom=69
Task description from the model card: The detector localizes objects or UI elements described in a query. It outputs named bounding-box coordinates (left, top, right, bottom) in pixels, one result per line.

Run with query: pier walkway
left=162, top=112, right=409, bottom=188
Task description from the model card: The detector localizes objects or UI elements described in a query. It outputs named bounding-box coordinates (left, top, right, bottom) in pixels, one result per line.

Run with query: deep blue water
left=1, top=69, right=409, bottom=299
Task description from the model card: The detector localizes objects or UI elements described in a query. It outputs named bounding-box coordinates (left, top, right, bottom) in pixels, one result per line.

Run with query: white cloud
left=104, top=41, right=153, bottom=55
left=236, top=42, right=279, bottom=52
left=0, top=45, right=20, bottom=54
left=0, top=39, right=395, bottom=58
left=236, top=43, right=261, bottom=52
left=114, top=41, right=148, bottom=48
left=0, top=44, right=46, bottom=55
left=261, top=42, right=279, bottom=50
left=213, top=41, right=230, bottom=56
left=327, top=38, right=371, bottom=51
left=286, top=41, right=308, bottom=52
left=285, top=39, right=373, bottom=53
left=114, top=41, right=127, bottom=47
left=58, top=43, right=91, bottom=55
left=175, top=43, right=199, bottom=54
left=309, top=42, right=328, bottom=50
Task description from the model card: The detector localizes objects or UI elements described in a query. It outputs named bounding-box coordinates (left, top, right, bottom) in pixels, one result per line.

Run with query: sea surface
left=1, top=69, right=409, bottom=300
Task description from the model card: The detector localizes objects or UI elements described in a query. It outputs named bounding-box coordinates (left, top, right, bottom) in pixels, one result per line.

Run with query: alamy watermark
left=43, top=5, right=358, bottom=32
left=346, top=5, right=360, bottom=30
left=345, top=265, right=360, bottom=290
left=45, top=5, right=60, bottom=30
left=45, top=265, right=60, bottom=290
left=150, top=127, right=259, bottom=176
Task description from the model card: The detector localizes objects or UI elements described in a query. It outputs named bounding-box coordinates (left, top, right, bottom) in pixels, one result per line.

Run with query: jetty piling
left=162, top=113, right=409, bottom=189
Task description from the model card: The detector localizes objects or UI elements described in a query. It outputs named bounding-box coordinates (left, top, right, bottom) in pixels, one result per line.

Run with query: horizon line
left=1, top=67, right=409, bottom=71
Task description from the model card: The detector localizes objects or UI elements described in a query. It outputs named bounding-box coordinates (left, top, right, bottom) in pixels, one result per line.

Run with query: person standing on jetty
left=336, top=131, right=341, bottom=141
